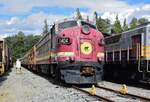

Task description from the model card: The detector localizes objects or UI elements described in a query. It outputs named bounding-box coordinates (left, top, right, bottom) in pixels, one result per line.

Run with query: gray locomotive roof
left=122, top=22, right=150, bottom=34
left=105, top=22, right=150, bottom=39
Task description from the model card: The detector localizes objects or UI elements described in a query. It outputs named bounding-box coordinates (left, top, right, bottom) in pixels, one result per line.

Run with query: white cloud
left=101, top=12, right=117, bottom=23
left=0, top=34, right=9, bottom=38
left=7, top=17, right=20, bottom=25
left=0, top=12, right=67, bottom=37
left=0, top=0, right=136, bottom=14
left=0, top=0, right=149, bottom=37
left=142, top=15, right=150, bottom=21
left=142, top=4, right=150, bottom=11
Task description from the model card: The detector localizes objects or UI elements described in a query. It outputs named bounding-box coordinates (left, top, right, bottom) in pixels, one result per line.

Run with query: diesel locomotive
left=104, top=22, right=150, bottom=82
left=21, top=19, right=104, bottom=84
left=0, top=37, right=12, bottom=76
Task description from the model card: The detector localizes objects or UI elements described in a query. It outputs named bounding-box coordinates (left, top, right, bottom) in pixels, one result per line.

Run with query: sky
left=0, top=0, right=150, bottom=37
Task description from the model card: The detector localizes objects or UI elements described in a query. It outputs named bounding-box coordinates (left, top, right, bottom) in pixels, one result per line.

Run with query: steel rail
left=96, top=85, right=150, bottom=102
left=72, top=86, right=114, bottom=102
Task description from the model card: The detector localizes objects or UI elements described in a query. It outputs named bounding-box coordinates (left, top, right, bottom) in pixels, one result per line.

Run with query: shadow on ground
left=0, top=68, right=12, bottom=86
left=104, top=78, right=150, bottom=90
left=25, top=67, right=94, bottom=88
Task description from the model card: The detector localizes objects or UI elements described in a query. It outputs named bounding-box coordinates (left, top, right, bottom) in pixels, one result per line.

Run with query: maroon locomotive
left=21, top=18, right=104, bottom=84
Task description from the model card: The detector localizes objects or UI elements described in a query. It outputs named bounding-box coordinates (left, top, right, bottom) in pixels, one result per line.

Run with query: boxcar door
left=132, top=35, right=141, bottom=59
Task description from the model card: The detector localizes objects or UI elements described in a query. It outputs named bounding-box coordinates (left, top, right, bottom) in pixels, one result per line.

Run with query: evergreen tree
left=93, top=11, right=98, bottom=25
left=94, top=11, right=98, bottom=21
left=13, top=31, right=26, bottom=60
left=105, top=18, right=111, bottom=33
left=138, top=18, right=149, bottom=25
left=5, top=32, right=41, bottom=61
left=86, top=16, right=89, bottom=22
left=113, top=15, right=123, bottom=33
left=43, top=19, right=49, bottom=35
left=76, top=8, right=82, bottom=20
left=96, top=17, right=109, bottom=33
left=123, top=18, right=128, bottom=31
left=130, top=17, right=138, bottom=29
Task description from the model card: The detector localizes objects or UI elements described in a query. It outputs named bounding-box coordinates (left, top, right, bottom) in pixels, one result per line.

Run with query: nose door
left=80, top=39, right=93, bottom=59
left=132, top=35, right=141, bottom=59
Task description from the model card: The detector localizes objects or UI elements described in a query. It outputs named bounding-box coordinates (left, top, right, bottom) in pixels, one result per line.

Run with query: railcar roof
left=55, top=18, right=94, bottom=25
left=105, top=33, right=121, bottom=39
left=54, top=18, right=77, bottom=24
left=105, top=22, right=150, bottom=39
left=122, top=22, right=150, bottom=34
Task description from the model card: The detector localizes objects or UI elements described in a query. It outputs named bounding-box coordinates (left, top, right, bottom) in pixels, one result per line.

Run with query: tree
left=13, top=31, right=26, bottom=61
left=94, top=11, right=98, bottom=21
left=5, top=32, right=41, bottom=61
left=130, top=17, right=138, bottom=29
left=123, top=18, right=128, bottom=31
left=43, top=19, right=49, bottom=35
left=76, top=8, right=82, bottom=20
left=96, top=17, right=109, bottom=33
left=86, top=16, right=89, bottom=22
left=105, top=18, right=111, bottom=33
left=93, top=11, right=98, bottom=25
left=112, top=15, right=123, bottom=33
left=138, top=18, right=149, bottom=25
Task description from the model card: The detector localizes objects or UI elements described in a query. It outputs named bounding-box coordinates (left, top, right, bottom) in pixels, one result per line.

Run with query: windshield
left=81, top=21, right=96, bottom=29
left=58, top=20, right=77, bottom=33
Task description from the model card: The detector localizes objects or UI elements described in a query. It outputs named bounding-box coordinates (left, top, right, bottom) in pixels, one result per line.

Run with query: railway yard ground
left=0, top=67, right=150, bottom=102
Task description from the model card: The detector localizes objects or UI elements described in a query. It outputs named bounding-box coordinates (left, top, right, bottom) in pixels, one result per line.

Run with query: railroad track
left=72, top=85, right=114, bottom=102
left=72, top=85, right=150, bottom=102
left=96, top=85, right=150, bottom=102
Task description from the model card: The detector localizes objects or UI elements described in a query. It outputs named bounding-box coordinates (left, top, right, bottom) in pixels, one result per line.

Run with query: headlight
left=58, top=37, right=71, bottom=45
left=81, top=25, right=90, bottom=34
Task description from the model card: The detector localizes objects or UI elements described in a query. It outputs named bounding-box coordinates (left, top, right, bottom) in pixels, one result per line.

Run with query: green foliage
left=94, top=11, right=98, bottom=21
left=123, top=18, right=128, bottom=31
left=138, top=18, right=149, bottom=25
left=129, top=17, right=149, bottom=30
left=43, top=19, right=49, bottom=34
left=86, top=16, right=89, bottom=22
left=76, top=8, right=82, bottom=20
left=5, top=31, right=41, bottom=61
left=113, top=15, right=123, bottom=33
left=96, top=17, right=110, bottom=34
left=130, top=17, right=138, bottom=29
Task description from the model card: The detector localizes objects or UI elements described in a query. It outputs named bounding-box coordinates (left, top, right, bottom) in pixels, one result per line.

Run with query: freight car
left=104, top=22, right=150, bottom=82
left=0, top=37, right=12, bottom=76
left=21, top=18, right=104, bottom=84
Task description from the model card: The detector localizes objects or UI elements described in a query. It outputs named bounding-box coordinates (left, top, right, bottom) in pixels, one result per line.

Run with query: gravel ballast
left=1, top=67, right=149, bottom=102
left=0, top=68, right=94, bottom=102
left=98, top=81, right=150, bottom=99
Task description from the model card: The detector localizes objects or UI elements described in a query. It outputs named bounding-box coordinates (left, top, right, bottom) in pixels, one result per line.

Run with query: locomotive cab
left=50, top=19, right=104, bottom=84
